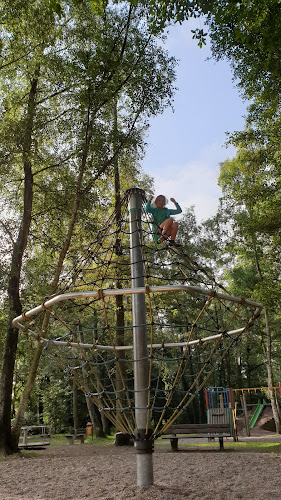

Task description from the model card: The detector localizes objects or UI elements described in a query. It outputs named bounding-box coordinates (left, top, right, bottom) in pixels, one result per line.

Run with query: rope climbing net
left=13, top=187, right=262, bottom=440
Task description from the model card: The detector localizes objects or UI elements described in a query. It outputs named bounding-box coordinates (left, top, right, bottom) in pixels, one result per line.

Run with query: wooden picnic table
left=19, top=425, right=50, bottom=449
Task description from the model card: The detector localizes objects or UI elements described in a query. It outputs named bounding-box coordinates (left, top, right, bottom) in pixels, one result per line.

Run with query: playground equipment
left=249, top=399, right=266, bottom=429
left=232, top=384, right=281, bottom=398
left=205, top=387, right=236, bottom=440
left=205, top=386, right=233, bottom=410
left=13, top=187, right=262, bottom=487
left=230, top=385, right=281, bottom=434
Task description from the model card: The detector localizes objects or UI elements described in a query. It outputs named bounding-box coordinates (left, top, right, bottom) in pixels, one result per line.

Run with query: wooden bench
left=65, top=428, right=86, bottom=445
left=162, top=423, right=233, bottom=451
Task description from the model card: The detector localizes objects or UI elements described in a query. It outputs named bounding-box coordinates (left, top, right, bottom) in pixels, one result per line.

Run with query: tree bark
left=10, top=342, right=45, bottom=449
left=0, top=71, right=39, bottom=455
left=78, top=327, right=106, bottom=438
left=252, top=238, right=281, bottom=433
left=113, top=101, right=127, bottom=433
left=73, top=378, right=78, bottom=430
left=264, top=308, right=281, bottom=433
left=86, top=397, right=105, bottom=438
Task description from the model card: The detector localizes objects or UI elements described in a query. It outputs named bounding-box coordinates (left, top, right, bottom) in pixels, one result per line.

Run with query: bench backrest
left=163, top=423, right=231, bottom=435
left=74, top=428, right=86, bottom=436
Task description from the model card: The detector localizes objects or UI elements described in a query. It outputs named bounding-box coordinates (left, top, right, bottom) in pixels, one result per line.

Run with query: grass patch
left=0, top=435, right=115, bottom=461
left=49, top=434, right=115, bottom=447
left=225, top=441, right=281, bottom=452
left=1, top=435, right=280, bottom=460
left=158, top=440, right=281, bottom=453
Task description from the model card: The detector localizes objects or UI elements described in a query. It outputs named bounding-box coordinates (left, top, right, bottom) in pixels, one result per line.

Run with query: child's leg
left=159, top=218, right=173, bottom=237
left=170, top=222, right=178, bottom=240
left=169, top=221, right=181, bottom=247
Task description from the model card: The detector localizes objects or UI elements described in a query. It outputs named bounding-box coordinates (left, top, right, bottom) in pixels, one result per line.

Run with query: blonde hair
left=154, top=195, right=168, bottom=206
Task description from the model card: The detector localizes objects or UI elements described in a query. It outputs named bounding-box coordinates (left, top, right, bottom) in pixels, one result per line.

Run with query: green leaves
left=206, top=0, right=281, bottom=103
left=191, top=28, right=207, bottom=48
left=48, top=0, right=62, bottom=15
left=47, top=0, right=106, bottom=17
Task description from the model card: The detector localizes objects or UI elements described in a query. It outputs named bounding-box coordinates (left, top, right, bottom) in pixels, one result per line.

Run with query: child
left=146, top=194, right=182, bottom=247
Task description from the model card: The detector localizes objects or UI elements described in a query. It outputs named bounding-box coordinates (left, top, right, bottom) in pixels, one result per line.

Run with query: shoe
left=159, top=233, right=168, bottom=242
left=169, top=240, right=181, bottom=248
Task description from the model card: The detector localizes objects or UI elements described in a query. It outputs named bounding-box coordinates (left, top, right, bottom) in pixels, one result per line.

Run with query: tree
left=48, top=0, right=281, bottom=100
left=111, top=1, right=281, bottom=105
left=218, top=144, right=281, bottom=433
left=205, top=0, right=281, bottom=103
left=0, top=0, right=177, bottom=454
left=0, top=0, right=59, bottom=454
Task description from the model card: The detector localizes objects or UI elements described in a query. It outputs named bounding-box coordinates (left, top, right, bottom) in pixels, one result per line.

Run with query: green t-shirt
left=145, top=201, right=182, bottom=243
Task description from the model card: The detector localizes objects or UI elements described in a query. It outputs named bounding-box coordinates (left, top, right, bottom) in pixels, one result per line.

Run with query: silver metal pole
left=127, top=186, right=153, bottom=488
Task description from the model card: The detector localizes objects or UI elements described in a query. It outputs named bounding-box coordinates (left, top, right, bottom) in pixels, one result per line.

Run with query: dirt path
left=0, top=438, right=280, bottom=500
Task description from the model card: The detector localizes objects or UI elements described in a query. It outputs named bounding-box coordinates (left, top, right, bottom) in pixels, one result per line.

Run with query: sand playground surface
left=0, top=429, right=280, bottom=500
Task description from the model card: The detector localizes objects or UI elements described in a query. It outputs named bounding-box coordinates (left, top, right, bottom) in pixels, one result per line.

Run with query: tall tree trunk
left=0, top=71, right=39, bottom=455
left=11, top=89, right=93, bottom=448
left=245, top=344, right=252, bottom=390
left=113, top=101, right=127, bottom=434
left=252, top=238, right=281, bottom=433
left=92, top=312, right=111, bottom=436
left=73, top=378, right=79, bottom=430
left=187, top=345, right=198, bottom=424
left=86, top=398, right=105, bottom=438
left=236, top=355, right=243, bottom=389
left=11, top=319, right=46, bottom=446
left=264, top=308, right=281, bottom=433
left=79, top=326, right=105, bottom=438
left=226, top=352, right=231, bottom=388
left=196, top=345, right=206, bottom=423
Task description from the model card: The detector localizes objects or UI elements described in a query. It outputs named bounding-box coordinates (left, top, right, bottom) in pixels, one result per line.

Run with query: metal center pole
left=127, top=187, right=153, bottom=488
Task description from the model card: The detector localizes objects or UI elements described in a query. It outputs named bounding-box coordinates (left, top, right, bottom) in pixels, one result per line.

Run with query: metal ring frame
left=13, top=284, right=262, bottom=350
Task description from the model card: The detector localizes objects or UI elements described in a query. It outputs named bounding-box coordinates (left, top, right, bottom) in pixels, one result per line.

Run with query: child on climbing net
left=146, top=194, right=182, bottom=248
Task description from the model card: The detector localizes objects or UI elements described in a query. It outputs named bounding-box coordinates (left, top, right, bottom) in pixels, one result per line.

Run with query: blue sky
left=142, top=20, right=249, bottom=223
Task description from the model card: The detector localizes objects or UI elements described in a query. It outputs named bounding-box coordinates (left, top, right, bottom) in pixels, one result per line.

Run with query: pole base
left=134, top=428, right=154, bottom=454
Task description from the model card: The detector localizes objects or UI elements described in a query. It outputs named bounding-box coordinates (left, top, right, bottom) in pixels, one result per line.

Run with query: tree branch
left=36, top=86, right=70, bottom=105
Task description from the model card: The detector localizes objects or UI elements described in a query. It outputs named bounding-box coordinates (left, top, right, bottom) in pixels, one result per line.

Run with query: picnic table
left=19, top=425, right=50, bottom=449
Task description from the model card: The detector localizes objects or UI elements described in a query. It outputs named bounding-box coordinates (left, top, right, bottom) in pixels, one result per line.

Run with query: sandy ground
left=0, top=431, right=280, bottom=500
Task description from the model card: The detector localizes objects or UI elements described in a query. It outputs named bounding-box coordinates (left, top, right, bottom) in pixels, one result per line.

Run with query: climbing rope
left=13, top=188, right=262, bottom=439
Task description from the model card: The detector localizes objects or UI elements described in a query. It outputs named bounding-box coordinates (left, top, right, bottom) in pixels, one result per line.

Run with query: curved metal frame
left=12, top=284, right=262, bottom=351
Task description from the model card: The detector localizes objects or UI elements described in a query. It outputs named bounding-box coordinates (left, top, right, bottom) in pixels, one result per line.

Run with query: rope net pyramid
left=14, top=187, right=262, bottom=441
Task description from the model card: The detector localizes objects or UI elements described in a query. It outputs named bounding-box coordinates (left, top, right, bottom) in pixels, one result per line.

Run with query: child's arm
left=145, top=196, right=155, bottom=214
left=169, top=198, right=182, bottom=215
